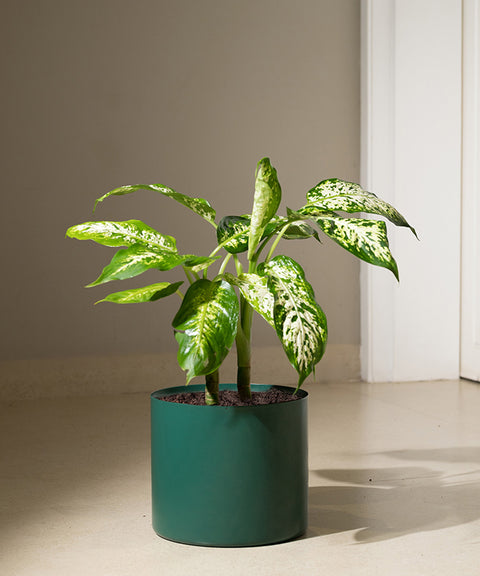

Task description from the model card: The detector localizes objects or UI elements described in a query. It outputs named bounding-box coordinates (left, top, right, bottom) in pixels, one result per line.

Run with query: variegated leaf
left=216, top=211, right=317, bottom=257
left=217, top=214, right=273, bottom=254
left=66, top=220, right=177, bottom=251
left=96, top=281, right=183, bottom=304
left=87, top=245, right=188, bottom=286
left=248, top=158, right=282, bottom=260
left=306, top=178, right=417, bottom=237
left=184, top=255, right=221, bottom=273
left=172, top=279, right=239, bottom=383
left=280, top=212, right=321, bottom=241
left=306, top=209, right=399, bottom=279
left=94, top=184, right=216, bottom=226
left=263, top=255, right=327, bottom=387
left=223, top=272, right=274, bottom=327
left=216, top=216, right=250, bottom=254
left=264, top=213, right=321, bottom=242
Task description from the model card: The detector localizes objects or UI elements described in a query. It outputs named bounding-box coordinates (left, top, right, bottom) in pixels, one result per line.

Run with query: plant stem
left=237, top=364, right=251, bottom=400
left=183, top=266, right=195, bottom=285
left=265, top=223, right=290, bottom=263
left=236, top=295, right=252, bottom=401
left=218, top=253, right=232, bottom=276
left=208, top=242, right=225, bottom=259
left=205, top=370, right=219, bottom=405
left=252, top=234, right=274, bottom=263
left=234, top=255, right=244, bottom=276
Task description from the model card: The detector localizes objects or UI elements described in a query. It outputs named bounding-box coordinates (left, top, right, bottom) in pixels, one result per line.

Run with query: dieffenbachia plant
left=67, top=158, right=416, bottom=404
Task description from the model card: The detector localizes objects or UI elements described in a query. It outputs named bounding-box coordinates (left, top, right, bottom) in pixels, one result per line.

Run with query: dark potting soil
left=161, top=388, right=300, bottom=407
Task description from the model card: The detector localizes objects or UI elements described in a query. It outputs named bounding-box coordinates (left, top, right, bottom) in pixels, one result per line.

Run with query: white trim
left=361, top=0, right=462, bottom=381
left=461, top=0, right=480, bottom=381
left=360, top=0, right=397, bottom=382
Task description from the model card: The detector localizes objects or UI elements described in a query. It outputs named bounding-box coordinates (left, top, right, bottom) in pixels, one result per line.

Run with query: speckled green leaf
left=216, top=216, right=250, bottom=254
left=279, top=212, right=321, bottom=241
left=304, top=208, right=399, bottom=279
left=263, top=255, right=327, bottom=388
left=94, top=184, right=216, bottom=226
left=96, top=281, right=183, bottom=304
left=184, top=256, right=220, bottom=273
left=66, top=220, right=177, bottom=251
left=224, top=272, right=274, bottom=327
left=216, top=211, right=316, bottom=257
left=282, top=222, right=319, bottom=240
left=172, top=279, right=239, bottom=383
left=248, top=158, right=282, bottom=260
left=306, top=178, right=417, bottom=237
left=87, top=245, right=188, bottom=287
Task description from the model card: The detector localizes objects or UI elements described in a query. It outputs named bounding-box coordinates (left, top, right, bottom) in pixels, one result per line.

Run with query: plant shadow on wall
left=307, top=447, right=480, bottom=543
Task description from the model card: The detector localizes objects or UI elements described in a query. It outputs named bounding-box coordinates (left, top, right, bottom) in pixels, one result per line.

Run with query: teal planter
left=151, top=383, right=308, bottom=547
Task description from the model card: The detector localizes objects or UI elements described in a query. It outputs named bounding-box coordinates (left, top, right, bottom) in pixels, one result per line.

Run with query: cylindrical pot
left=151, top=383, right=308, bottom=547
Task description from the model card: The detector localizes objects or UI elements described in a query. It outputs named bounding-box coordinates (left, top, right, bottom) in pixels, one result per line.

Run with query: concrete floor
left=1, top=379, right=480, bottom=575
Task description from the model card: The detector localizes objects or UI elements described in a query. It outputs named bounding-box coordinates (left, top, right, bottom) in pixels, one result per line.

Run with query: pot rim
left=151, top=383, right=308, bottom=407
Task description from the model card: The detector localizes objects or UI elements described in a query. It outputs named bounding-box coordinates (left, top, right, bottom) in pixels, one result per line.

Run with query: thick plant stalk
left=236, top=296, right=253, bottom=401
left=237, top=364, right=251, bottom=400
left=205, top=371, right=219, bottom=405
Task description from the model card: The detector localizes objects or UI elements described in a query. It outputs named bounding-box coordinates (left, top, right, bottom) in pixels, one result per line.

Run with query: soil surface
left=161, top=388, right=300, bottom=406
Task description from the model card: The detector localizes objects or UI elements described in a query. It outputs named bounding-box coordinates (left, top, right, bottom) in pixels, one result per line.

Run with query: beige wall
left=0, top=0, right=360, bottom=396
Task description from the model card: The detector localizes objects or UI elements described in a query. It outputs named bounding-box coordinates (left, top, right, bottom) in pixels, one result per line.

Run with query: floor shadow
left=305, top=447, right=480, bottom=543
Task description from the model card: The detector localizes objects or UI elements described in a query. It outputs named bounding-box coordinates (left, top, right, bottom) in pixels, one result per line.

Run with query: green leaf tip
left=301, top=209, right=401, bottom=280
left=247, top=159, right=282, bottom=261
left=93, top=183, right=217, bottom=225
left=94, top=281, right=183, bottom=304
left=85, top=244, right=189, bottom=287
left=306, top=178, right=417, bottom=238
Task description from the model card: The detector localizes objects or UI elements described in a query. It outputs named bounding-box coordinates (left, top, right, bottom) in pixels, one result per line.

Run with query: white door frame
left=461, top=0, right=480, bottom=381
left=360, top=0, right=463, bottom=382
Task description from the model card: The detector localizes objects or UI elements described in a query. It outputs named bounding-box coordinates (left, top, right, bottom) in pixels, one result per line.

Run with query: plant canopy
left=67, top=158, right=416, bottom=404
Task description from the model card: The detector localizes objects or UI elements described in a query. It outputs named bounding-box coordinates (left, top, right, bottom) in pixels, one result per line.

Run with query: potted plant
left=66, top=158, right=416, bottom=546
